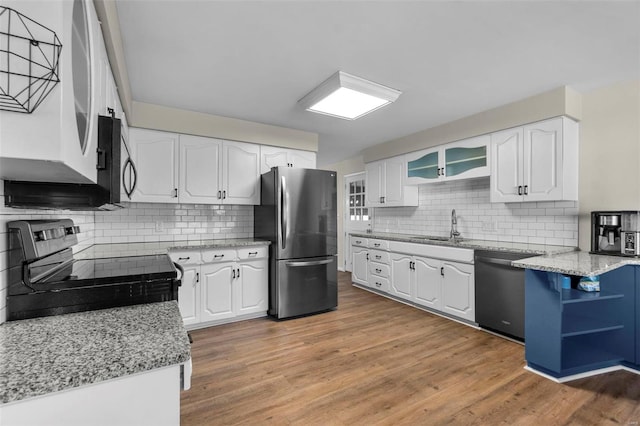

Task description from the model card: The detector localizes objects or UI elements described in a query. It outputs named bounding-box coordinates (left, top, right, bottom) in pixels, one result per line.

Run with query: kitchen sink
left=410, top=235, right=458, bottom=242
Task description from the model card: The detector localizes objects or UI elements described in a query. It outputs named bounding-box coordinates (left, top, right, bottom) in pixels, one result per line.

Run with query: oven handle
left=173, top=262, right=185, bottom=285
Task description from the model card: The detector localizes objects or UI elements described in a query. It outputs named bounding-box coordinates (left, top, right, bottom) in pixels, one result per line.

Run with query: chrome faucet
left=450, top=209, right=461, bottom=240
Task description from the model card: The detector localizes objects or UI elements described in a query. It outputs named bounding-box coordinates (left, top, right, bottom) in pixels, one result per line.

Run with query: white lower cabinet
left=352, top=236, right=476, bottom=323
left=169, top=246, right=268, bottom=328
left=389, top=253, right=413, bottom=301
left=351, top=245, right=369, bottom=286
left=440, top=261, right=475, bottom=322
left=178, top=263, right=201, bottom=326
left=201, top=261, right=236, bottom=322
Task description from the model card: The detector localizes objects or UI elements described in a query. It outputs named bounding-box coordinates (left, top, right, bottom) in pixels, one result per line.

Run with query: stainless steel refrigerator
left=254, top=167, right=338, bottom=319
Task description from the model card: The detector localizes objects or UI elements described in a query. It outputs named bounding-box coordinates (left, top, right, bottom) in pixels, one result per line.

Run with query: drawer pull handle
left=375, top=255, right=381, bottom=259
left=248, top=251, right=258, bottom=256
left=374, top=243, right=380, bottom=247
left=376, top=268, right=381, bottom=273
left=214, top=254, right=225, bottom=258
left=178, top=257, right=190, bottom=261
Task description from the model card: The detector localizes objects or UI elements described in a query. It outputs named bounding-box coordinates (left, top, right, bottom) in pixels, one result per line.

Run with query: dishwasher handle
left=475, top=256, right=519, bottom=267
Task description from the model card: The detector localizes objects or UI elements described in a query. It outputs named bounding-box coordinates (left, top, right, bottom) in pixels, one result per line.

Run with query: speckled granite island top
left=0, top=301, right=191, bottom=404
left=512, top=251, right=640, bottom=277
left=76, top=238, right=270, bottom=259
left=350, top=232, right=576, bottom=256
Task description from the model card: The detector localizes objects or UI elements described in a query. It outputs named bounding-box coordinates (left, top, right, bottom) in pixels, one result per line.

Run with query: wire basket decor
left=0, top=6, right=62, bottom=113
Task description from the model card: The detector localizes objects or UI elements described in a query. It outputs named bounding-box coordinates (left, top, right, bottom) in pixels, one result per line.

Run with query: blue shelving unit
left=525, top=266, right=636, bottom=378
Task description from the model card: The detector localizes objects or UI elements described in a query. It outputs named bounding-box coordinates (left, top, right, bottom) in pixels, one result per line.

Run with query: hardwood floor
left=181, top=272, right=640, bottom=425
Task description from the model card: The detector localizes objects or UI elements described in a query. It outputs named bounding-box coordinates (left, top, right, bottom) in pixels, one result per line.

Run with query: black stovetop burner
left=6, top=220, right=179, bottom=321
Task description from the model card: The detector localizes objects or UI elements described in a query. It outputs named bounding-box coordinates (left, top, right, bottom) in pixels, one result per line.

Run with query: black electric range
left=7, top=220, right=179, bottom=321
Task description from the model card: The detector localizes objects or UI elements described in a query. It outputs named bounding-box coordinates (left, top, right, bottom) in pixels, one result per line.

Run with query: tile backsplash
left=0, top=176, right=576, bottom=324
left=373, top=178, right=578, bottom=246
left=94, top=202, right=253, bottom=244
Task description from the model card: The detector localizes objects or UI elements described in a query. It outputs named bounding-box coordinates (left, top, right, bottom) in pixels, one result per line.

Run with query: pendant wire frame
left=0, top=6, right=62, bottom=114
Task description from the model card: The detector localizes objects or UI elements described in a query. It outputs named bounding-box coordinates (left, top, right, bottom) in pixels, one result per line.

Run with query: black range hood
left=4, top=116, right=125, bottom=210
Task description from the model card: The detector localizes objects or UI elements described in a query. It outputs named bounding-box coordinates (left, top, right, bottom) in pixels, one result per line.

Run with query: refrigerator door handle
left=281, top=175, right=288, bottom=249
left=286, top=258, right=334, bottom=267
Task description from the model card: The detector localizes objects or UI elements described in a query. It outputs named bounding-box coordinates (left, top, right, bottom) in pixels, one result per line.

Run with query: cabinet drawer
left=369, top=250, right=389, bottom=264
left=168, top=250, right=202, bottom=265
left=368, top=239, right=389, bottom=250
left=237, top=246, right=268, bottom=260
left=369, top=262, right=390, bottom=278
left=369, top=276, right=390, bottom=293
left=351, top=237, right=368, bottom=247
left=388, top=241, right=473, bottom=263
left=201, top=249, right=236, bottom=263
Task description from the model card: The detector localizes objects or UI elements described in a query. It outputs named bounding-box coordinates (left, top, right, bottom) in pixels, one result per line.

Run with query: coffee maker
left=591, top=211, right=622, bottom=254
left=592, top=211, right=640, bottom=257
left=621, top=211, right=640, bottom=256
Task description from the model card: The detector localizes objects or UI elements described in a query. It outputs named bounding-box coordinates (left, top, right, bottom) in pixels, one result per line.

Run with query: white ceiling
left=115, top=1, right=640, bottom=166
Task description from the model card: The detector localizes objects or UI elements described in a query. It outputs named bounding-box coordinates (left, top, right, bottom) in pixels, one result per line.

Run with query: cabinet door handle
left=217, top=190, right=222, bottom=199
left=440, top=267, right=444, bottom=277
left=366, top=253, right=369, bottom=260
left=382, top=196, right=385, bottom=203
left=174, top=188, right=178, bottom=198
left=223, top=190, right=226, bottom=199
left=232, top=269, right=236, bottom=279
left=517, top=185, right=523, bottom=196
left=122, top=157, right=137, bottom=199
left=237, top=268, right=240, bottom=278
left=196, top=272, right=199, bottom=283
left=524, top=185, right=528, bottom=195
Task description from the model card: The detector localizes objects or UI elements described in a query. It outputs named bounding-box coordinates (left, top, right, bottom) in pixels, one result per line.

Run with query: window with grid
left=349, top=178, right=368, bottom=221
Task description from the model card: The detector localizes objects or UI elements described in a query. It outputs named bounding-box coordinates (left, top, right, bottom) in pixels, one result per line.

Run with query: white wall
left=373, top=178, right=578, bottom=246
left=578, top=80, right=640, bottom=250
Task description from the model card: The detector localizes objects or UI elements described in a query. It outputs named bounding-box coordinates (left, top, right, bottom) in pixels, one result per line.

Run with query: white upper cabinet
left=490, top=117, right=578, bottom=203
left=405, top=135, right=490, bottom=184
left=260, top=146, right=316, bottom=173
left=222, top=141, right=261, bottom=204
left=130, top=129, right=261, bottom=205
left=366, top=156, right=418, bottom=207
left=179, top=135, right=222, bottom=204
left=0, top=0, right=105, bottom=183
left=129, top=128, right=180, bottom=203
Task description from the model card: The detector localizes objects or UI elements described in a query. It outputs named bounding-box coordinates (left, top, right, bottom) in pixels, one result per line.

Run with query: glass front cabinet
left=405, top=135, right=491, bottom=184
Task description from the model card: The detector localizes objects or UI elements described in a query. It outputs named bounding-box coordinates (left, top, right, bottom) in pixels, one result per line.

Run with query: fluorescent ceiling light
left=298, top=71, right=401, bottom=120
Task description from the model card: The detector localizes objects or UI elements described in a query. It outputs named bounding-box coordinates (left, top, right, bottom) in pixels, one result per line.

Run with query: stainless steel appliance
left=591, top=211, right=640, bottom=257
left=475, top=250, right=532, bottom=341
left=621, top=211, right=640, bottom=256
left=7, top=219, right=179, bottom=321
left=3, top=115, right=136, bottom=210
left=591, top=211, right=622, bottom=254
left=254, top=167, right=338, bottom=319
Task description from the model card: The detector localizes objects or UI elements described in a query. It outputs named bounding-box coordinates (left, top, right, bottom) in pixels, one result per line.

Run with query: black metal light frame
left=0, top=6, right=62, bottom=113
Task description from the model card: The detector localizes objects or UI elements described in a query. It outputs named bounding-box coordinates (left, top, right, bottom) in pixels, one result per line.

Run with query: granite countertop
left=0, top=301, right=191, bottom=405
left=350, top=231, right=576, bottom=256
left=77, top=238, right=271, bottom=259
left=512, top=251, right=640, bottom=277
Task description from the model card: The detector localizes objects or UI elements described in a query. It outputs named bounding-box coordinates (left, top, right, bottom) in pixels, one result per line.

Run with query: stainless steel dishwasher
left=474, top=250, right=533, bottom=342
